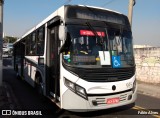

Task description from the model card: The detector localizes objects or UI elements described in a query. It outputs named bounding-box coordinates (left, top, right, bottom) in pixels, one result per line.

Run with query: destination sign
left=66, top=6, right=127, bottom=25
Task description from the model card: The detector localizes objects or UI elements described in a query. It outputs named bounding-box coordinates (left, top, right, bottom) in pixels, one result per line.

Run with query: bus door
left=20, top=42, right=25, bottom=77
left=15, top=42, right=25, bottom=77
left=47, top=25, right=60, bottom=101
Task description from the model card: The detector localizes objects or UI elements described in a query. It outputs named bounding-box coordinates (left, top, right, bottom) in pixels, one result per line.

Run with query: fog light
left=128, top=95, right=132, bottom=100
left=92, top=100, right=98, bottom=106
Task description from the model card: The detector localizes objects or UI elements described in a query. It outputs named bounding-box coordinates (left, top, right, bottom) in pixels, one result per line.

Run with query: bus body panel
left=62, top=83, right=137, bottom=111
left=24, top=56, right=45, bottom=87
left=13, top=5, right=136, bottom=111
left=60, top=62, right=79, bottom=100
left=60, top=62, right=137, bottom=110
left=76, top=76, right=135, bottom=94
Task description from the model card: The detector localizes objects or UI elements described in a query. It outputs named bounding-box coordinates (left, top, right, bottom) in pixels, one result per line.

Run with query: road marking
left=132, top=105, right=160, bottom=118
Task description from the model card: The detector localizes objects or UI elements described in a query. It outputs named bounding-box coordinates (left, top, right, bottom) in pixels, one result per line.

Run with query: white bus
left=13, top=5, right=137, bottom=111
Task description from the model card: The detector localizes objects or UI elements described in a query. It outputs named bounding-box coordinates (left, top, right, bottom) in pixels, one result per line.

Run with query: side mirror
left=58, top=25, right=65, bottom=41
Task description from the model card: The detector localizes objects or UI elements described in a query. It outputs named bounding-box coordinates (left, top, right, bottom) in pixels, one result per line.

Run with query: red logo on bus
left=80, top=30, right=105, bottom=37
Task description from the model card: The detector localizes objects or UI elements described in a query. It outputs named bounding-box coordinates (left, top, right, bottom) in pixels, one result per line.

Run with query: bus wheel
left=35, top=76, right=43, bottom=95
left=16, top=73, right=21, bottom=80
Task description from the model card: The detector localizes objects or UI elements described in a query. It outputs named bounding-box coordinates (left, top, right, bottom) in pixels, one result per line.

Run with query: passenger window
left=37, top=27, right=45, bottom=55
left=30, top=33, right=36, bottom=55
left=25, top=35, right=31, bottom=55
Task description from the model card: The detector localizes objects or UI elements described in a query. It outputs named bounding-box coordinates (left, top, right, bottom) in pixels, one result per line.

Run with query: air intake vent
left=92, top=94, right=128, bottom=106
left=81, top=67, right=135, bottom=82
left=63, top=64, right=135, bottom=82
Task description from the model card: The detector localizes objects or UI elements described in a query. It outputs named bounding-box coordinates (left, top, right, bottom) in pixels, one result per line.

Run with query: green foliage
left=3, top=36, right=18, bottom=43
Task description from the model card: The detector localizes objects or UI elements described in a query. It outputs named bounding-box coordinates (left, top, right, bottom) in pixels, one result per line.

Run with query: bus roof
left=78, top=4, right=122, bottom=14
left=14, top=5, right=124, bottom=45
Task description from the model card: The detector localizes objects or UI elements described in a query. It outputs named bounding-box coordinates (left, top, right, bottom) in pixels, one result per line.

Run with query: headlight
left=64, top=78, right=75, bottom=91
left=75, top=85, right=87, bottom=99
left=64, top=78, right=87, bottom=100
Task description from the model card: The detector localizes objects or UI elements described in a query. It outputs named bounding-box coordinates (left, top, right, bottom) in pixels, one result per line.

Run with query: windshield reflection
left=62, top=25, right=134, bottom=68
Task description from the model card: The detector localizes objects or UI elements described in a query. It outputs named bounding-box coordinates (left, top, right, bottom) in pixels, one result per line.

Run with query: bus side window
left=25, top=35, right=31, bottom=55
left=37, top=27, right=45, bottom=55
left=30, top=32, right=36, bottom=55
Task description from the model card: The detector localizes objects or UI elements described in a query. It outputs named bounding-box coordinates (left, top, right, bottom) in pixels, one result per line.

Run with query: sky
left=3, top=0, right=160, bottom=46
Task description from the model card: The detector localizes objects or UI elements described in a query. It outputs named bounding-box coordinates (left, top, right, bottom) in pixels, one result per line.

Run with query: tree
left=3, top=36, right=18, bottom=43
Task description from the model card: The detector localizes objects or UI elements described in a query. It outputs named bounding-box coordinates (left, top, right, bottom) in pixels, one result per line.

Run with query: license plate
left=106, top=97, right=119, bottom=104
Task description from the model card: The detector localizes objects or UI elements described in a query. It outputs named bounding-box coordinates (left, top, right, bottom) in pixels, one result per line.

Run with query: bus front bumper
left=61, top=86, right=137, bottom=112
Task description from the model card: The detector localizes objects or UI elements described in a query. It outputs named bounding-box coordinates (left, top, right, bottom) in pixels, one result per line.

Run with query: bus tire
left=35, top=75, right=45, bottom=101
left=16, top=73, right=21, bottom=80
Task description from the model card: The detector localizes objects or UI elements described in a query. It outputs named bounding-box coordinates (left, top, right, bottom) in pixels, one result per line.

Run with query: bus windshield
left=62, top=25, right=134, bottom=68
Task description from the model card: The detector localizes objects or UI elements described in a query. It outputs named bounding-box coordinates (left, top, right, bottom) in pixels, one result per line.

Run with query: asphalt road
left=2, top=58, right=160, bottom=118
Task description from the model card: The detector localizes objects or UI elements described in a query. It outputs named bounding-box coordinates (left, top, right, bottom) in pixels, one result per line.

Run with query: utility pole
left=128, top=0, right=136, bottom=28
left=0, top=0, right=4, bottom=86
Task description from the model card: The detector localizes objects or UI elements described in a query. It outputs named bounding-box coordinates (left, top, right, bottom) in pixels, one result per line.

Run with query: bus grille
left=92, top=94, right=128, bottom=106
left=80, top=67, right=135, bottom=82
left=63, top=64, right=135, bottom=82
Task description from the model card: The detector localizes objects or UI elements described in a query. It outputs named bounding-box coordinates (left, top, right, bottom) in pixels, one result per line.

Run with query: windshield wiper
left=86, top=22, right=98, bottom=38
left=86, top=22, right=105, bottom=51
left=84, top=5, right=108, bottom=51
